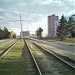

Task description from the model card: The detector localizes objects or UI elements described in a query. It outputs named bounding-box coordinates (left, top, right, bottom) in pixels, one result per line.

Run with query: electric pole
left=20, top=13, right=23, bottom=41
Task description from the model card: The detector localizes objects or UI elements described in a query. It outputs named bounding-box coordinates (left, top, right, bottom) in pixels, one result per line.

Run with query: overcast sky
left=0, top=0, right=75, bottom=35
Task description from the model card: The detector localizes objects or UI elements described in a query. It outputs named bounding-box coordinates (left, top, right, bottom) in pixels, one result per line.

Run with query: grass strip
left=0, top=40, right=38, bottom=75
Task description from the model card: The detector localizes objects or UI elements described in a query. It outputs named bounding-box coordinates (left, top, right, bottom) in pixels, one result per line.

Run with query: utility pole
left=20, top=13, right=23, bottom=41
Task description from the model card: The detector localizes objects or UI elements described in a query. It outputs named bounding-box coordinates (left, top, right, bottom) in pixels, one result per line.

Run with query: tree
left=3, top=27, right=10, bottom=38
left=36, top=30, right=40, bottom=37
left=36, top=27, right=43, bottom=38
left=0, top=28, right=3, bottom=39
left=0, top=27, right=11, bottom=39
left=67, top=17, right=75, bottom=37
left=38, top=28, right=43, bottom=38
left=57, top=15, right=68, bottom=40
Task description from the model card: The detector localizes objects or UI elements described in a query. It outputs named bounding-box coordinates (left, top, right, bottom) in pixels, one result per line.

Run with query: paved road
left=30, top=38, right=75, bottom=61
left=30, top=38, right=75, bottom=51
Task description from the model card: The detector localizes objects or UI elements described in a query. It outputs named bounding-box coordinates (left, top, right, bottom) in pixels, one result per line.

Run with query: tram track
left=0, top=39, right=75, bottom=75
left=0, top=39, right=16, bottom=47
left=24, top=40, right=42, bottom=75
left=25, top=39, right=75, bottom=75
left=32, top=41, right=75, bottom=69
left=0, top=40, right=18, bottom=59
left=0, top=39, right=17, bottom=53
left=30, top=38, right=75, bottom=61
left=0, top=39, right=40, bottom=75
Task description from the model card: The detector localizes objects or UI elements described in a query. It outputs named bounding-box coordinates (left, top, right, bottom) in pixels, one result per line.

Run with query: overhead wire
left=22, top=0, right=39, bottom=31
left=28, top=0, right=39, bottom=21
left=0, top=0, right=14, bottom=15
left=0, top=0, right=39, bottom=29
left=0, top=0, right=40, bottom=36
left=0, top=0, right=39, bottom=23
left=0, top=0, right=19, bottom=22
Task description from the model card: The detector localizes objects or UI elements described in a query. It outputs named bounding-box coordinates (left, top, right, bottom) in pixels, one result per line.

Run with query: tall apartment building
left=48, top=14, right=59, bottom=38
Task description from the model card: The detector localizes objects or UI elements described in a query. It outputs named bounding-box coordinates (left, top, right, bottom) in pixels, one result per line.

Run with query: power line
left=32, top=0, right=39, bottom=13
left=0, top=0, right=12, bottom=14
left=28, top=0, right=39, bottom=20
left=0, top=18, right=35, bottom=23
left=0, top=0, right=39, bottom=23
left=0, top=0, right=39, bottom=36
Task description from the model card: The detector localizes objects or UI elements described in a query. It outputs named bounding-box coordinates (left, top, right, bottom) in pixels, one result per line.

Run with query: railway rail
left=0, top=39, right=75, bottom=75
left=0, top=40, right=17, bottom=58
left=25, top=39, right=75, bottom=75
left=30, top=38, right=75, bottom=61
left=32, top=41, right=75, bottom=69
left=25, top=40, right=42, bottom=75
left=0, top=39, right=40, bottom=75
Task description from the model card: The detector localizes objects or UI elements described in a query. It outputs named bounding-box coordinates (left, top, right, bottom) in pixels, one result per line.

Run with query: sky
left=0, top=0, right=75, bottom=35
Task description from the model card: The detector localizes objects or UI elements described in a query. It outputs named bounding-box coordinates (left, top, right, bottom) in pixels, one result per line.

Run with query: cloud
left=67, top=9, right=75, bottom=16
left=62, top=0, right=74, bottom=8
left=68, top=0, right=74, bottom=1
left=0, top=0, right=74, bottom=35
left=40, top=0, right=53, bottom=5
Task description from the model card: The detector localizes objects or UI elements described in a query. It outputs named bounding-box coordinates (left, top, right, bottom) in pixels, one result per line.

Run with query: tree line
left=36, top=15, right=75, bottom=40
left=0, top=27, right=10, bottom=39
left=57, top=15, right=75, bottom=40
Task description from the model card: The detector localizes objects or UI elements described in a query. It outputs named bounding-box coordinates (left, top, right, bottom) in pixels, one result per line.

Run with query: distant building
left=20, top=31, right=29, bottom=38
left=10, top=31, right=16, bottom=38
left=48, top=14, right=59, bottom=38
left=30, top=34, right=35, bottom=37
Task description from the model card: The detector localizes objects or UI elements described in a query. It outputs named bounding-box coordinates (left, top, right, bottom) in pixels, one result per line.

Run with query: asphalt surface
left=30, top=38, right=75, bottom=61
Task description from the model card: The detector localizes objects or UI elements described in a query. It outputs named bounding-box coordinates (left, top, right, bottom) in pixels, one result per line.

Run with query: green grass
left=0, top=40, right=38, bottom=75
left=0, top=40, right=24, bottom=75
left=0, top=39, right=17, bottom=53
left=26, top=40, right=75, bottom=75
left=45, top=38, right=75, bottom=44
left=56, top=38, right=75, bottom=44
left=37, top=37, right=75, bottom=43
